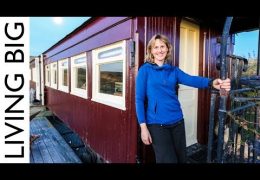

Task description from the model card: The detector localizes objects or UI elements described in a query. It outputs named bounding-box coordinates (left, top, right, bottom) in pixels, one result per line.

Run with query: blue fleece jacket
left=135, top=62, right=211, bottom=125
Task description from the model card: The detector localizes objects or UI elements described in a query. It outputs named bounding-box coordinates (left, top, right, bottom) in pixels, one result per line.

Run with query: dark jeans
left=147, top=120, right=187, bottom=163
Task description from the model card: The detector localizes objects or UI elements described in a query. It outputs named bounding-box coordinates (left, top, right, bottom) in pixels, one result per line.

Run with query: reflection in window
left=45, top=65, right=51, bottom=86
left=50, top=62, right=58, bottom=89
left=99, top=61, right=123, bottom=96
left=54, top=70, right=57, bottom=84
left=92, top=40, right=126, bottom=110
left=76, top=67, right=86, bottom=89
left=63, top=69, right=68, bottom=86
left=62, top=61, right=68, bottom=66
left=75, top=57, right=86, bottom=64
left=98, top=47, right=122, bottom=59
left=58, top=59, right=69, bottom=92
left=70, top=53, right=87, bottom=99
left=47, top=71, right=50, bottom=83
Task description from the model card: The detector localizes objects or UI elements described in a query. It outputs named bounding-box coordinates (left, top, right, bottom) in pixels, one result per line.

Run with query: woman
left=135, top=34, right=231, bottom=163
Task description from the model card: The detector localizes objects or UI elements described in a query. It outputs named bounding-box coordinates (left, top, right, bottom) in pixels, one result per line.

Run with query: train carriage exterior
left=29, top=17, right=259, bottom=163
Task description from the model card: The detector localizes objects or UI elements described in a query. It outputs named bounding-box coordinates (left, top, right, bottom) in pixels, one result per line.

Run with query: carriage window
left=92, top=40, right=126, bottom=110
left=50, top=62, right=58, bottom=89
left=45, top=64, right=51, bottom=87
left=58, top=58, right=69, bottom=93
left=99, top=62, right=123, bottom=96
left=70, top=53, right=87, bottom=99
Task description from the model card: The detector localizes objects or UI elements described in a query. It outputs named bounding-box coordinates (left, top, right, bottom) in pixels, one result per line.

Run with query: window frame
left=45, top=64, right=51, bottom=87
left=50, top=62, right=58, bottom=89
left=92, top=40, right=126, bottom=110
left=70, top=52, right=88, bottom=99
left=58, top=58, right=69, bottom=93
left=29, top=68, right=32, bottom=81
left=32, top=67, right=36, bottom=82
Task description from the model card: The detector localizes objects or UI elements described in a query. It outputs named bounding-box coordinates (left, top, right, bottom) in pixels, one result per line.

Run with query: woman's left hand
left=212, top=78, right=231, bottom=91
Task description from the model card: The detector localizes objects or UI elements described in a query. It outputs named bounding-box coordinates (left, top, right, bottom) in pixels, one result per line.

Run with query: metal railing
left=207, top=54, right=260, bottom=163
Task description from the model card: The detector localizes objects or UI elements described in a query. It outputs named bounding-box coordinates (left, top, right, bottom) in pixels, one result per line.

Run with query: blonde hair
left=145, top=34, right=172, bottom=63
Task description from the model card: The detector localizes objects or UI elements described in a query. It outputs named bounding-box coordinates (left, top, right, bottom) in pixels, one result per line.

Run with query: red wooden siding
left=44, top=17, right=137, bottom=163
left=145, top=17, right=180, bottom=66
left=46, top=88, right=132, bottom=162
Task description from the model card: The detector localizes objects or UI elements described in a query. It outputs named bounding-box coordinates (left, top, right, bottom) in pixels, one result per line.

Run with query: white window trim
left=45, top=64, right=51, bottom=87
left=29, top=68, right=32, bottom=81
left=50, top=62, right=58, bottom=89
left=32, top=67, right=36, bottom=82
left=70, top=53, right=88, bottom=99
left=92, top=40, right=126, bottom=110
left=58, top=58, right=69, bottom=93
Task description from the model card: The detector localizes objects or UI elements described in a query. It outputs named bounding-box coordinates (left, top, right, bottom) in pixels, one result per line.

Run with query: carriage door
left=178, top=20, right=200, bottom=146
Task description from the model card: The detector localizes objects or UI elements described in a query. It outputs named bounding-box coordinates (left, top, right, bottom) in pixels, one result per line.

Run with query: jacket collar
left=146, top=61, right=171, bottom=70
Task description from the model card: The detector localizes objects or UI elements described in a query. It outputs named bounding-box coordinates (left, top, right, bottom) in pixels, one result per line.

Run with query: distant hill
left=242, top=59, right=257, bottom=76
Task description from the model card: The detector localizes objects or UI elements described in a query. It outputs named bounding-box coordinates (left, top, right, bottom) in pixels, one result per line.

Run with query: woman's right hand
left=140, top=123, right=152, bottom=145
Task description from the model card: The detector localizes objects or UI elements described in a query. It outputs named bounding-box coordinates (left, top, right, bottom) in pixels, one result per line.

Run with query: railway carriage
left=29, top=17, right=259, bottom=163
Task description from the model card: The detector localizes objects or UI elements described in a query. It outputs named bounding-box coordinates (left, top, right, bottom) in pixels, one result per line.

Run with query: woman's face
left=151, top=39, right=168, bottom=64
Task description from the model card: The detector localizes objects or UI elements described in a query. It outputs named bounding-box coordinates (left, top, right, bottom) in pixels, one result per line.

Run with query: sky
left=30, top=17, right=259, bottom=58
left=234, top=30, right=259, bottom=59
left=30, top=17, right=90, bottom=56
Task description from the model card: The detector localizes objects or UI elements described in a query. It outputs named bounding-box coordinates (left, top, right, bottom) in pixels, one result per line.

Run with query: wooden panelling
left=197, top=25, right=234, bottom=144
left=145, top=17, right=180, bottom=66
left=46, top=87, right=134, bottom=162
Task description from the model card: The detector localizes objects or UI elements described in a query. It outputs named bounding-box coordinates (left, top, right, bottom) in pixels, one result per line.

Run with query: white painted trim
left=35, top=57, right=41, bottom=100
left=50, top=62, right=58, bottom=89
left=45, top=64, right=51, bottom=87
left=32, top=67, right=36, bottom=82
left=40, top=54, right=45, bottom=105
left=92, top=40, right=126, bottom=110
left=58, top=58, right=69, bottom=93
left=70, top=53, right=88, bottom=99
left=179, top=20, right=200, bottom=146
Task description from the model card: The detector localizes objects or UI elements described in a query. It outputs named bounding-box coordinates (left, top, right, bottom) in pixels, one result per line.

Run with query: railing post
left=207, top=89, right=218, bottom=162
left=216, top=17, right=233, bottom=163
